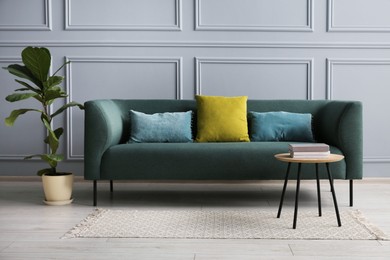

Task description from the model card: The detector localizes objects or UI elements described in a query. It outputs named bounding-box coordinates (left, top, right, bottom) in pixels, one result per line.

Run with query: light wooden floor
left=0, top=177, right=389, bottom=259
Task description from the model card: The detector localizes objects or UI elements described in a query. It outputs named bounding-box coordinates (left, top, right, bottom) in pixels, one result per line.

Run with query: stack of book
left=289, top=143, right=330, bottom=158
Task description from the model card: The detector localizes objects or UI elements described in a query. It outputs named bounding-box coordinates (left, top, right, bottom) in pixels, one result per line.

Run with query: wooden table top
left=274, top=153, right=344, bottom=164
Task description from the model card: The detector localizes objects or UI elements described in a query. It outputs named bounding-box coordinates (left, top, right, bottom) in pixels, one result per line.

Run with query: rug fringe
left=350, top=210, right=389, bottom=240
left=61, top=208, right=105, bottom=239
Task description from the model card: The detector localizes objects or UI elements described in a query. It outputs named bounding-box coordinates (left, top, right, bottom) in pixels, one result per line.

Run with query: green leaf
left=46, top=131, right=59, bottom=154
left=14, top=79, right=41, bottom=94
left=5, top=109, right=42, bottom=126
left=15, top=88, right=34, bottom=92
left=41, top=115, right=52, bottom=131
left=53, top=127, right=64, bottom=139
left=49, top=154, right=64, bottom=162
left=44, top=127, right=64, bottom=144
left=47, top=76, right=63, bottom=88
left=24, top=154, right=63, bottom=169
left=51, top=101, right=84, bottom=118
left=41, top=117, right=59, bottom=154
left=44, top=87, right=67, bottom=103
left=21, top=47, right=51, bottom=83
left=48, top=134, right=59, bottom=154
left=3, top=64, right=34, bottom=81
left=3, top=64, right=42, bottom=88
left=13, top=80, right=43, bottom=102
left=40, top=113, right=51, bottom=126
left=43, top=154, right=63, bottom=168
left=5, top=93, right=37, bottom=102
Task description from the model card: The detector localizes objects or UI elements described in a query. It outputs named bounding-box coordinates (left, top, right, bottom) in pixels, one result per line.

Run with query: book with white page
left=289, top=143, right=329, bottom=152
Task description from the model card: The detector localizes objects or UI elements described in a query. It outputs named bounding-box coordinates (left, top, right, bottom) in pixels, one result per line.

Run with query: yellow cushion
left=195, top=95, right=250, bottom=142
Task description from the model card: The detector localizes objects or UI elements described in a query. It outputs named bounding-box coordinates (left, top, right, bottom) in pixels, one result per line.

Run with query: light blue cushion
left=249, top=111, right=314, bottom=142
left=129, top=110, right=193, bottom=143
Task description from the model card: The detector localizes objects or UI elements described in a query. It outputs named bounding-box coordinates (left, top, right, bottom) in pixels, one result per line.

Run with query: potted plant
left=3, top=46, right=84, bottom=205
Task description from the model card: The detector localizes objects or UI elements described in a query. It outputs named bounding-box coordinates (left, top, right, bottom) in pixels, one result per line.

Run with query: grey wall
left=1, top=0, right=390, bottom=177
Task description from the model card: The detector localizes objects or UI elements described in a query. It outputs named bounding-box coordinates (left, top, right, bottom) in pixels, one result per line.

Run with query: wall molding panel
left=328, top=0, right=390, bottom=32
left=0, top=0, right=51, bottom=31
left=195, top=0, right=313, bottom=32
left=327, top=58, right=390, bottom=163
left=326, top=59, right=390, bottom=99
left=364, top=157, right=390, bottom=163
left=195, top=58, right=313, bottom=99
left=65, top=56, right=183, bottom=160
left=65, top=0, right=182, bottom=31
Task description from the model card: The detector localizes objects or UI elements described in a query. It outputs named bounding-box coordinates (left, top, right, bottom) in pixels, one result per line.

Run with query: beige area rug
left=63, top=208, right=388, bottom=240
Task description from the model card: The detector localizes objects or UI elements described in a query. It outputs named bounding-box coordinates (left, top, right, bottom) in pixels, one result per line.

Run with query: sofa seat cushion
left=101, top=142, right=345, bottom=180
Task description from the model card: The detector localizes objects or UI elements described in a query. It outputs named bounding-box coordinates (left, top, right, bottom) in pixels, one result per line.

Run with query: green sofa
left=84, top=99, right=363, bottom=206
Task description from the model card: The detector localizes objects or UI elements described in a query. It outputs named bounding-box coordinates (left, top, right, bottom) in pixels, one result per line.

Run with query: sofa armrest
left=84, top=100, right=124, bottom=180
left=316, top=101, right=363, bottom=179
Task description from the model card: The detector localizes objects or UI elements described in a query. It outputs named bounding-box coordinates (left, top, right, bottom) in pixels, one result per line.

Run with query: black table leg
left=293, top=163, right=302, bottom=229
left=277, top=162, right=291, bottom=218
left=326, top=163, right=342, bottom=227
left=316, top=163, right=322, bottom=217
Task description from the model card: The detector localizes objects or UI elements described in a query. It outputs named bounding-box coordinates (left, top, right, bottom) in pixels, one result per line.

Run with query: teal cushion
left=129, top=110, right=193, bottom=143
left=249, top=111, right=314, bottom=142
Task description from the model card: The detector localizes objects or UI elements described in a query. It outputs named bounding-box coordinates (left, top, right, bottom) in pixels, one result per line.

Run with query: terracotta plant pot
left=42, top=173, right=73, bottom=205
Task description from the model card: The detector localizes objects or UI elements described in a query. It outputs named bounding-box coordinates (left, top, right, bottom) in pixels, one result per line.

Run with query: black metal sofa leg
left=93, top=180, right=97, bottom=207
left=93, top=180, right=114, bottom=206
left=350, top=179, right=353, bottom=207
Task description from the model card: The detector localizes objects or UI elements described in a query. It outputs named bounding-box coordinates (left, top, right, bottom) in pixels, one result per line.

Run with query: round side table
left=274, top=153, right=344, bottom=229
